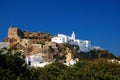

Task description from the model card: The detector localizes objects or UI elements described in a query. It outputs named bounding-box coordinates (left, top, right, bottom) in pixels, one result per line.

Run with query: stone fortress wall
left=7, top=27, right=52, bottom=48
left=8, top=27, right=31, bottom=47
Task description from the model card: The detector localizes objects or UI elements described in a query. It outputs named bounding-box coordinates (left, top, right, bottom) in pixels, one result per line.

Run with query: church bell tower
left=71, top=31, right=75, bottom=41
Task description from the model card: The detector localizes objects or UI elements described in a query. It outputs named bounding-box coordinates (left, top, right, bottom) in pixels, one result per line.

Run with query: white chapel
left=51, top=32, right=91, bottom=52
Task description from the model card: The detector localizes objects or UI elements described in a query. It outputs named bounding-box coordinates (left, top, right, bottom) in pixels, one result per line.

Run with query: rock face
left=65, top=45, right=79, bottom=63
left=65, top=48, right=72, bottom=63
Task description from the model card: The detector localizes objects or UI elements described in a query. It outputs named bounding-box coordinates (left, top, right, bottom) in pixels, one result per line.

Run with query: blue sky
left=0, top=0, right=120, bottom=55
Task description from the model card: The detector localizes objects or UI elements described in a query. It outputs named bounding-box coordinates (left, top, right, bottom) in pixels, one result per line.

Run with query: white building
left=0, top=42, right=10, bottom=49
left=91, top=46, right=101, bottom=50
left=51, top=32, right=91, bottom=52
left=26, top=55, right=53, bottom=67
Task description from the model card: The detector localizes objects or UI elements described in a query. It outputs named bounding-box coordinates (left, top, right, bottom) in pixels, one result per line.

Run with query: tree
left=0, top=48, right=30, bottom=80
left=43, top=62, right=68, bottom=79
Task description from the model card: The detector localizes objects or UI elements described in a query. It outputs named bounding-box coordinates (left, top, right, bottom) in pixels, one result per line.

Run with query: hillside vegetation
left=0, top=48, right=120, bottom=80
left=79, top=49, right=119, bottom=60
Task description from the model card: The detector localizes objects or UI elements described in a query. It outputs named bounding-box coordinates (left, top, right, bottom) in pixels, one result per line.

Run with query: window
left=25, top=43, right=27, bottom=46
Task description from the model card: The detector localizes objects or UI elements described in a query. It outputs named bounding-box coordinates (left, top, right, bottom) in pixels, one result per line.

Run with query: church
left=51, top=32, right=91, bottom=52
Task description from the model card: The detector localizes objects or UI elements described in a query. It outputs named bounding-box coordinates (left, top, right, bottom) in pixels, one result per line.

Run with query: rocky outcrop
left=65, top=48, right=73, bottom=63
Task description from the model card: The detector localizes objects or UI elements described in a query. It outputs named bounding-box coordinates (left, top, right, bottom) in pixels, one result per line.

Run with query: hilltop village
left=1, top=26, right=118, bottom=67
left=1, top=27, right=78, bottom=65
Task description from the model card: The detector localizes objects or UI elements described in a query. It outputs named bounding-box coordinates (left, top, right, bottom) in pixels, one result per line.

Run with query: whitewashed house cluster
left=52, top=32, right=91, bottom=52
